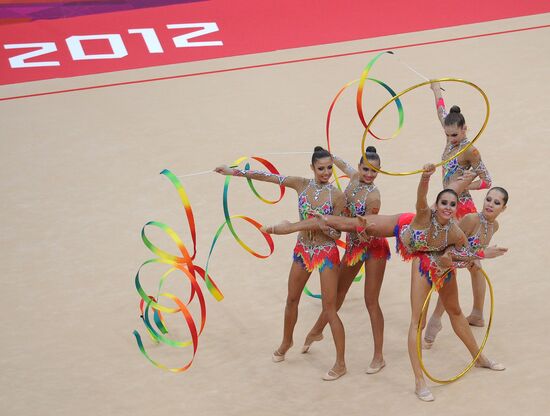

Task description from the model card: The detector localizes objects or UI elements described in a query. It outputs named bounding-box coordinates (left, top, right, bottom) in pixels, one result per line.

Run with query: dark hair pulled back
left=311, top=146, right=332, bottom=165
left=360, top=145, right=381, bottom=165
left=489, top=187, right=509, bottom=205
left=436, top=188, right=458, bottom=204
left=444, top=105, right=466, bottom=128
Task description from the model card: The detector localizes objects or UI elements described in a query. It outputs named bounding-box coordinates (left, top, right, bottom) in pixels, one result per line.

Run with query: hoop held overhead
left=362, top=78, right=490, bottom=176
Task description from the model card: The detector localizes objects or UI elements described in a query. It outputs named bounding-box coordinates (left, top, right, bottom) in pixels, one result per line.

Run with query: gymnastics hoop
left=361, top=78, right=490, bottom=176
left=416, top=268, right=494, bottom=384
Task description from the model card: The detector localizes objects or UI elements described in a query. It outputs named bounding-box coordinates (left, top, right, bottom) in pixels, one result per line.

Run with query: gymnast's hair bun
left=312, top=146, right=332, bottom=164
left=449, top=105, right=461, bottom=114
left=444, top=105, right=466, bottom=127
left=365, top=146, right=377, bottom=153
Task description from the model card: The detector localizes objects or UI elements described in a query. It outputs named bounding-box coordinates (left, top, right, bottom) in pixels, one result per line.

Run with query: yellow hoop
left=361, top=78, right=490, bottom=176
left=416, top=268, right=494, bottom=384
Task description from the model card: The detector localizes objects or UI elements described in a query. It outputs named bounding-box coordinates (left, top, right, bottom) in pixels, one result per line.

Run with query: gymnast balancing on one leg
left=424, top=186, right=509, bottom=348
left=295, top=147, right=390, bottom=375
left=427, top=82, right=494, bottom=333
left=264, top=163, right=507, bottom=401
left=214, top=146, right=349, bottom=380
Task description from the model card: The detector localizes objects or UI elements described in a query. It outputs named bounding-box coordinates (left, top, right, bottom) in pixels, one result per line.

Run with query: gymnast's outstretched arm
left=214, top=164, right=307, bottom=192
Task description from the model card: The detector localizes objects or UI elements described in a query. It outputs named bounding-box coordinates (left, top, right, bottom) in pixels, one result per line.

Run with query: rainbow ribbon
left=326, top=51, right=404, bottom=191
left=133, top=169, right=222, bottom=372
left=203, top=156, right=285, bottom=285
left=356, top=51, right=404, bottom=140
left=134, top=159, right=285, bottom=372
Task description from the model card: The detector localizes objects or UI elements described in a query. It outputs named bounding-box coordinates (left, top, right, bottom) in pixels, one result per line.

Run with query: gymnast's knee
left=445, top=304, right=463, bottom=318
left=365, top=297, right=380, bottom=312
left=285, top=296, right=300, bottom=309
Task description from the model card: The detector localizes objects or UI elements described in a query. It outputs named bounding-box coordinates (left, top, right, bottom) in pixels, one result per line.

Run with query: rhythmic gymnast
left=214, top=146, right=348, bottom=381
left=427, top=82, right=493, bottom=331
left=264, top=163, right=506, bottom=401
left=295, top=147, right=391, bottom=375
left=424, top=186, right=509, bottom=348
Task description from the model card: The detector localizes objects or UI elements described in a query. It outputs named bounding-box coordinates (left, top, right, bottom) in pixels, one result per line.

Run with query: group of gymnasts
left=214, top=82, right=509, bottom=401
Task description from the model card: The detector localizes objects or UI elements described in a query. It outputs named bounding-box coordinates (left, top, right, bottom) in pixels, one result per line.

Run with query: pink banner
left=1, top=0, right=549, bottom=85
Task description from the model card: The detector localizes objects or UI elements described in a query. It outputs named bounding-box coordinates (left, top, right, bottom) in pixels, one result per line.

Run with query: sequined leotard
left=293, top=179, right=340, bottom=272
left=449, top=212, right=493, bottom=268
left=393, top=211, right=454, bottom=290
left=441, top=135, right=492, bottom=219
left=341, top=180, right=390, bottom=266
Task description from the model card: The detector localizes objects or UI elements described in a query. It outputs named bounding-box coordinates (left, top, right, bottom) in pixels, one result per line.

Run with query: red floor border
left=1, top=23, right=548, bottom=102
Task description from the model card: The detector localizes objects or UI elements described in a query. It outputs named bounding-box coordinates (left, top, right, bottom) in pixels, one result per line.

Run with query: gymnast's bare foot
left=261, top=220, right=292, bottom=235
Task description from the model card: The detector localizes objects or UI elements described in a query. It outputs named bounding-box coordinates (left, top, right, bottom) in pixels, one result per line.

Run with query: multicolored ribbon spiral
left=326, top=51, right=405, bottom=186
left=134, top=159, right=285, bottom=372
left=133, top=169, right=224, bottom=372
